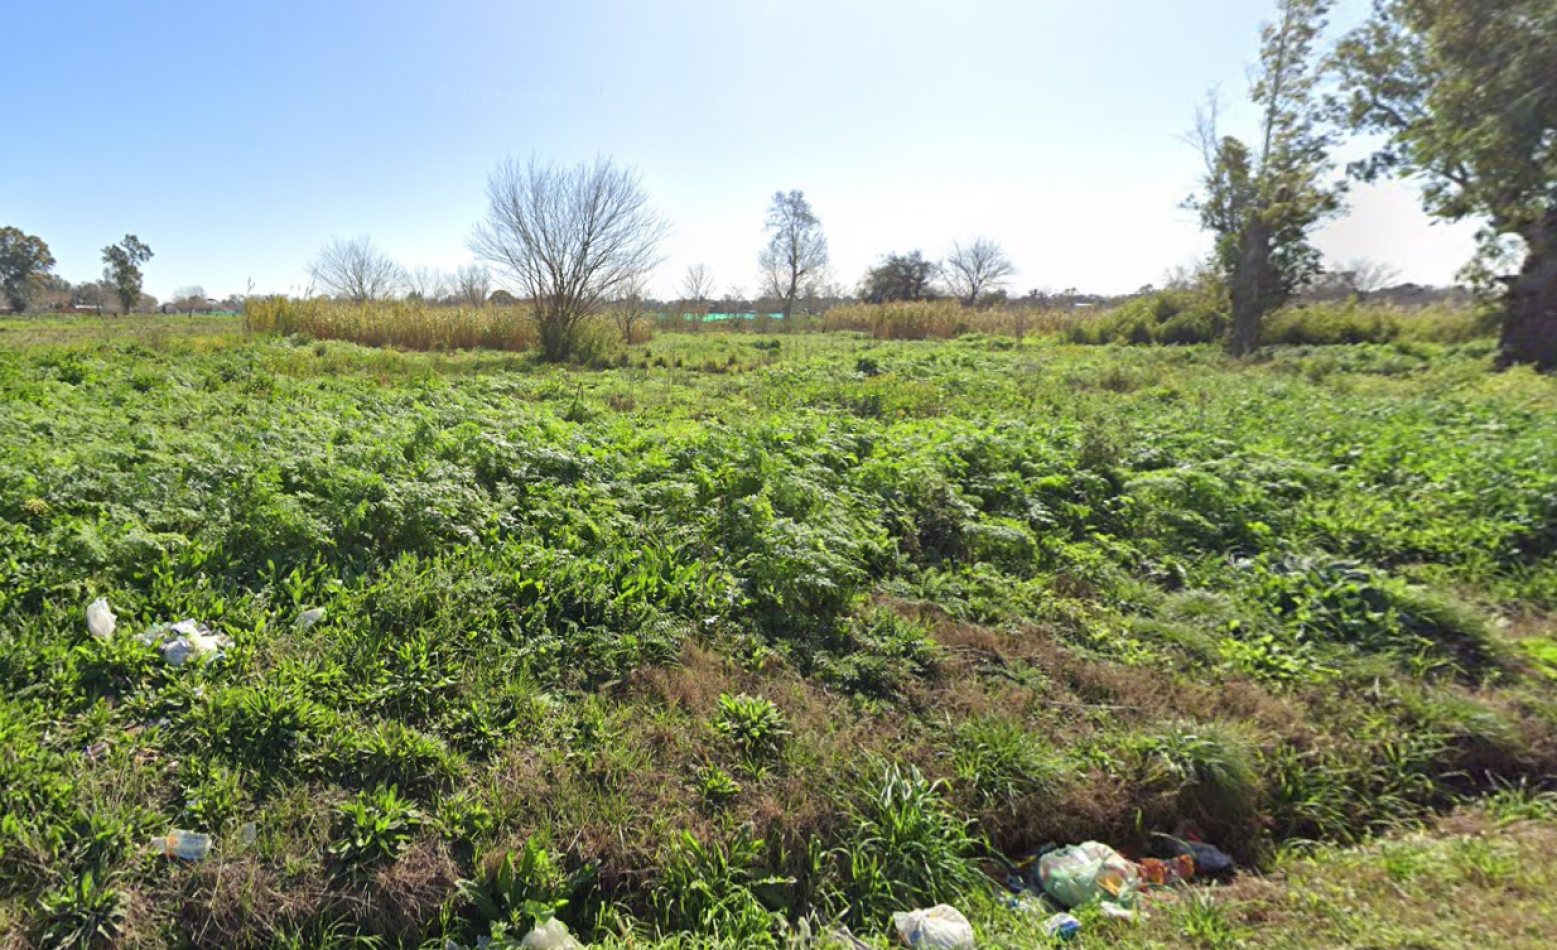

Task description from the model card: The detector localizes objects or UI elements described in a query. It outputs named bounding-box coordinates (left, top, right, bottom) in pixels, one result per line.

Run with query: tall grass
left=823, top=300, right=1078, bottom=340
left=246, top=297, right=541, bottom=352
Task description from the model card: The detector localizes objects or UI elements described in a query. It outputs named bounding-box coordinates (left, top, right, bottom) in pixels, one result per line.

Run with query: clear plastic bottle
left=154, top=830, right=212, bottom=861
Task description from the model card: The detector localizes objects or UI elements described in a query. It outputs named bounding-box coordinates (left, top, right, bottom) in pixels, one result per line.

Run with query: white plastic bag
left=86, top=598, right=116, bottom=639
left=1038, top=841, right=1140, bottom=908
left=891, top=904, right=975, bottom=950
left=519, top=917, right=582, bottom=950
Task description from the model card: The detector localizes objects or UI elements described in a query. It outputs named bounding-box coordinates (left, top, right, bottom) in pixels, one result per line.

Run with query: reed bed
left=245, top=297, right=540, bottom=351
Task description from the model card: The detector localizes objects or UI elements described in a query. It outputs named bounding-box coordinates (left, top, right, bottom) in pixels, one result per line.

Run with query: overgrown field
left=2, top=325, right=1555, bottom=949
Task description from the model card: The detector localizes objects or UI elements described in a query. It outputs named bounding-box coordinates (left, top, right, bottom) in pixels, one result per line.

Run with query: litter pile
left=86, top=597, right=233, bottom=666
left=888, top=834, right=1235, bottom=946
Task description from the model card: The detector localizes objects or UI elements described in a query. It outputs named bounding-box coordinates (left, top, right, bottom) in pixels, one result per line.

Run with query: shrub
left=1066, top=288, right=1228, bottom=346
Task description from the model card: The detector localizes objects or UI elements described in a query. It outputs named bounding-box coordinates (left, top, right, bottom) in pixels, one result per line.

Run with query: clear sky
left=3, top=0, right=1479, bottom=303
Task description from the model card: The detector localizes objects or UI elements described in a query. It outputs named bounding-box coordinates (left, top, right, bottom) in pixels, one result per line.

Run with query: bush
left=1066, top=288, right=1228, bottom=346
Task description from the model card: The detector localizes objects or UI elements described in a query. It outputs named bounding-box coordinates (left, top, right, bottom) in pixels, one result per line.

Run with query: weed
left=712, top=694, right=789, bottom=767
left=458, top=837, right=597, bottom=935
left=1137, top=721, right=1260, bottom=820
left=950, top=715, right=1065, bottom=811
left=37, top=870, right=127, bottom=950
left=656, top=828, right=788, bottom=946
left=693, top=765, right=742, bottom=806
left=841, top=763, right=986, bottom=924
left=330, top=786, right=426, bottom=875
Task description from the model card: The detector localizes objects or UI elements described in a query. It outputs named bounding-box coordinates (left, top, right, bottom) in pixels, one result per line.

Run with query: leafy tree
left=1187, top=0, right=1343, bottom=356
left=101, top=234, right=154, bottom=314
left=471, top=155, right=668, bottom=361
left=0, top=227, right=57, bottom=313
left=758, top=190, right=829, bottom=320
left=943, top=238, right=1016, bottom=306
left=1334, top=0, right=1557, bottom=370
left=859, top=251, right=938, bottom=303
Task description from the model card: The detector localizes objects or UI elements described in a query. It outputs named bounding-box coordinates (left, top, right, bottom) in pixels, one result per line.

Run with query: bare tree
left=1339, top=258, right=1403, bottom=297
left=454, top=264, right=492, bottom=308
left=757, top=190, right=828, bottom=320
left=944, top=238, right=1016, bottom=306
left=471, top=155, right=669, bottom=361
left=681, top=263, right=714, bottom=310
left=611, top=280, right=650, bottom=344
left=307, top=236, right=404, bottom=303
left=404, top=266, right=450, bottom=303
left=171, top=284, right=207, bottom=313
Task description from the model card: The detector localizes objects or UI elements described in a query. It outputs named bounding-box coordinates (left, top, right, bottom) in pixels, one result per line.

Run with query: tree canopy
left=758, top=191, right=828, bottom=320
left=859, top=251, right=938, bottom=303
left=1188, top=0, right=1342, bottom=356
left=101, top=235, right=153, bottom=314
left=1334, top=0, right=1557, bottom=368
left=0, top=227, right=56, bottom=313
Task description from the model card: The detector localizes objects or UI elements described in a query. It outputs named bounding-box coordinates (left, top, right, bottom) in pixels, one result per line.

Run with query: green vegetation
left=1, top=320, right=1554, bottom=948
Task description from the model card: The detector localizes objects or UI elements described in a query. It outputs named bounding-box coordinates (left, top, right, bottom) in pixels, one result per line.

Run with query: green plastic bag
left=1038, top=842, right=1140, bottom=908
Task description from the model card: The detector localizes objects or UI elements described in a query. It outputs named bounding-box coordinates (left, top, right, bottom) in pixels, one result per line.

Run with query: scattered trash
left=891, top=904, right=976, bottom=950
left=153, top=830, right=212, bottom=861
left=86, top=598, right=116, bottom=639
left=237, top=822, right=258, bottom=847
left=296, top=607, right=326, bottom=629
left=1038, top=841, right=1140, bottom=909
left=1001, top=892, right=1046, bottom=914
left=518, top=917, right=582, bottom=950
left=1158, top=836, right=1235, bottom=878
left=1139, top=854, right=1196, bottom=886
left=831, top=926, right=874, bottom=950
left=84, top=741, right=111, bottom=760
left=1099, top=900, right=1143, bottom=921
left=1042, top=912, right=1081, bottom=941
left=137, top=620, right=232, bottom=666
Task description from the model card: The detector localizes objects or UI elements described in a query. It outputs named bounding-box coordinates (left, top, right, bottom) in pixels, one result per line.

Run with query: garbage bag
left=1038, top=842, right=1140, bottom=908
left=87, top=598, right=116, bottom=639
left=1160, top=837, right=1234, bottom=877
left=519, top=917, right=582, bottom=950
left=891, top=904, right=975, bottom=950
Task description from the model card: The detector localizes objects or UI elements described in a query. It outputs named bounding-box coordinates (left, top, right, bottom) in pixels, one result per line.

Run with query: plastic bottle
left=154, top=830, right=212, bottom=861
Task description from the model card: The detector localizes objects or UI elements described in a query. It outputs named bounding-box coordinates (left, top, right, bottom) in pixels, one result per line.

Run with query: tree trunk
left=1228, top=217, right=1275, bottom=357
left=1497, top=213, right=1557, bottom=372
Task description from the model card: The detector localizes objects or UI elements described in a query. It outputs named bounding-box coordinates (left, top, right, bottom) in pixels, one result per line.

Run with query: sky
left=3, top=0, right=1481, bottom=303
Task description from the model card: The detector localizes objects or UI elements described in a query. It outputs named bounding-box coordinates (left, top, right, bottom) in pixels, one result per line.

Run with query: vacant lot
left=1, top=323, right=1554, bottom=948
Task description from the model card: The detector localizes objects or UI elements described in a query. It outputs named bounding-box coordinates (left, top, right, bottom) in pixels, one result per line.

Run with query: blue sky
left=3, top=0, right=1478, bottom=302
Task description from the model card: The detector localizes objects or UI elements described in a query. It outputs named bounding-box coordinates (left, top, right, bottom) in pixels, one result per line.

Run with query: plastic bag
left=1038, top=842, right=1140, bottom=908
left=1161, top=837, right=1234, bottom=877
left=87, top=598, right=116, bottom=639
left=138, top=620, right=232, bottom=666
left=519, top=917, right=582, bottom=950
left=891, top=904, right=975, bottom=950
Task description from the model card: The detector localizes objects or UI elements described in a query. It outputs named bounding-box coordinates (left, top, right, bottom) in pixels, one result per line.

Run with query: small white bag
left=891, top=904, right=975, bottom=950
